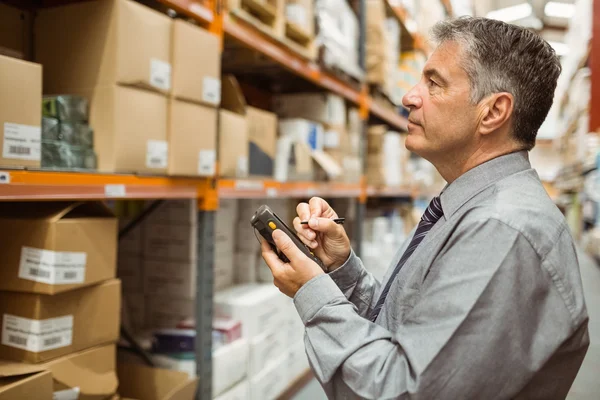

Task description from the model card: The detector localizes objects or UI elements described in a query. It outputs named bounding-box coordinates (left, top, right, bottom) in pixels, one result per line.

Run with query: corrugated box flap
left=0, top=361, right=45, bottom=378
left=0, top=201, right=114, bottom=221
left=220, top=74, right=246, bottom=115
left=117, top=362, right=198, bottom=400
left=41, top=345, right=117, bottom=396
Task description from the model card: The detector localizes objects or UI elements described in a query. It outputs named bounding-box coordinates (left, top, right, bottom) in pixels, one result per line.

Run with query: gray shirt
left=293, top=151, right=589, bottom=399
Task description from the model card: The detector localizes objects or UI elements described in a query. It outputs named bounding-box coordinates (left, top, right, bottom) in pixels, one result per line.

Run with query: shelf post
left=195, top=207, right=215, bottom=400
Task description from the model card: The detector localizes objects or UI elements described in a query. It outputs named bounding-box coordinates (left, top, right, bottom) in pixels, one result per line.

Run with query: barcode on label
left=9, top=146, right=31, bottom=155
left=63, top=271, right=77, bottom=279
left=8, top=335, right=27, bottom=345
left=44, top=336, right=61, bottom=347
left=150, top=157, right=162, bottom=164
left=29, top=268, right=50, bottom=278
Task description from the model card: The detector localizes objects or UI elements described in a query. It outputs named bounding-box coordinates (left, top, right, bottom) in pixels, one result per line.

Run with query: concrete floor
left=294, top=248, right=600, bottom=400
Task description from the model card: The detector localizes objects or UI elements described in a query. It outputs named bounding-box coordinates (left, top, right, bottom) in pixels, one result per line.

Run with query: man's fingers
left=261, top=239, right=285, bottom=274
left=293, top=217, right=318, bottom=247
left=273, top=229, right=308, bottom=263
left=309, top=197, right=337, bottom=219
left=308, top=217, right=342, bottom=236
left=296, top=202, right=311, bottom=221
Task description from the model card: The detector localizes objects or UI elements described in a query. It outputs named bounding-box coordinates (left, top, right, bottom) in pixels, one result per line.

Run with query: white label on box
left=198, top=149, right=216, bottom=176
left=2, top=314, right=73, bottom=352
left=146, top=140, right=168, bottom=169
left=324, top=130, right=340, bottom=149
left=105, top=184, right=126, bottom=197
left=3, top=123, right=41, bottom=161
left=19, top=247, right=87, bottom=285
left=53, top=387, right=80, bottom=400
left=0, top=171, right=9, bottom=184
left=202, top=77, right=221, bottom=105
left=150, top=59, right=172, bottom=91
left=236, top=156, right=248, bottom=177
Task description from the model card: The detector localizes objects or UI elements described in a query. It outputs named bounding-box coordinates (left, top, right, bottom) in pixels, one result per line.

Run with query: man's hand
left=261, top=229, right=325, bottom=298
left=293, top=197, right=351, bottom=271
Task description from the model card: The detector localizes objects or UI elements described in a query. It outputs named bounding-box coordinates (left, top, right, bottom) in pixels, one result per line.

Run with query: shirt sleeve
left=326, top=249, right=381, bottom=318
left=293, top=218, right=577, bottom=399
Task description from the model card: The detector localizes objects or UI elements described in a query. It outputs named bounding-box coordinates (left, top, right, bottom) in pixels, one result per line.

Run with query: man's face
left=402, top=41, right=480, bottom=163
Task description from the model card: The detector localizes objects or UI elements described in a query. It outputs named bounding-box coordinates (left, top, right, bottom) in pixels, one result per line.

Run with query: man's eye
left=428, top=79, right=438, bottom=88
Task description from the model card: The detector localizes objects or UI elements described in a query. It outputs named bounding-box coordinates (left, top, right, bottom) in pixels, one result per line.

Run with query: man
left=261, top=17, right=589, bottom=399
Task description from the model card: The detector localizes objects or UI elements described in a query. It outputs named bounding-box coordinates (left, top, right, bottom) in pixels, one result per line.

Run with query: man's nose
left=402, top=85, right=422, bottom=109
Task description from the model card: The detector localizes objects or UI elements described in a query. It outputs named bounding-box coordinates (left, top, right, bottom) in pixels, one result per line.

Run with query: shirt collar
left=440, top=151, right=532, bottom=219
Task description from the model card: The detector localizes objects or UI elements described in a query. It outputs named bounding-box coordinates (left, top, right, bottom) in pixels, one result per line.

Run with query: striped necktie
left=369, top=196, right=444, bottom=322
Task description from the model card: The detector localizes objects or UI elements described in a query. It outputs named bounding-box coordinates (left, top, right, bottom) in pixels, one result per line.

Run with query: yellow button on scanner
left=268, top=221, right=277, bottom=230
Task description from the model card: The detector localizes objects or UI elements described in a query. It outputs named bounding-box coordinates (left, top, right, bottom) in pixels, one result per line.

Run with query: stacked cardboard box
left=35, top=0, right=220, bottom=176
left=220, top=75, right=278, bottom=179
left=0, top=54, right=42, bottom=169
left=366, top=125, right=409, bottom=187
left=0, top=201, right=120, bottom=399
left=168, top=19, right=220, bottom=177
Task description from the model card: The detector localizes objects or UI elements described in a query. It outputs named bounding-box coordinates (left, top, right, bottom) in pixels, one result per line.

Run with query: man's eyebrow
left=423, top=68, right=449, bottom=85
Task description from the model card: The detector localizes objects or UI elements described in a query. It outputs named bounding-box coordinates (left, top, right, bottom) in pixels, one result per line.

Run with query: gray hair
left=431, top=17, right=561, bottom=150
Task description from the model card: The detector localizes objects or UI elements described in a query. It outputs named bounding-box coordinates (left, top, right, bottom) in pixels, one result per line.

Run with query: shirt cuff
left=327, top=249, right=364, bottom=291
left=294, top=273, right=345, bottom=324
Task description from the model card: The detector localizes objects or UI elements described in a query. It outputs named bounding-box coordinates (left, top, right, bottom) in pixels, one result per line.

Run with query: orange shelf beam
left=218, top=179, right=362, bottom=199
left=369, top=99, right=409, bottom=131
left=0, top=170, right=212, bottom=201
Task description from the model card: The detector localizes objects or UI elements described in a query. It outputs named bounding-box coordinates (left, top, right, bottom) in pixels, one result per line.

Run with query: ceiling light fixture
left=544, top=1, right=576, bottom=19
left=486, top=2, right=533, bottom=22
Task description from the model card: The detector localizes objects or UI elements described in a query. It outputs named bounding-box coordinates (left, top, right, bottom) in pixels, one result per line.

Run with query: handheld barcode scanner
left=251, top=205, right=326, bottom=271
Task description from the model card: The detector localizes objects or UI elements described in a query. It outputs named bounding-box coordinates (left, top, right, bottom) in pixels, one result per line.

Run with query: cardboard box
left=144, top=259, right=195, bottom=299
left=214, top=252, right=235, bottom=291
left=145, top=199, right=197, bottom=226
left=273, top=93, right=346, bottom=127
left=72, top=85, right=168, bottom=174
left=0, top=279, right=121, bottom=363
left=0, top=54, right=42, bottom=168
left=213, top=339, right=249, bottom=397
left=249, top=354, right=288, bottom=400
left=36, top=0, right=172, bottom=94
left=117, top=362, right=198, bottom=400
left=285, top=0, right=314, bottom=36
left=247, top=107, right=277, bottom=177
left=214, top=284, right=286, bottom=339
left=219, top=76, right=249, bottom=178
left=219, top=111, right=248, bottom=178
left=214, top=380, right=249, bottom=400
left=249, top=328, right=287, bottom=375
left=143, top=223, right=196, bottom=261
left=145, top=296, right=193, bottom=329
left=0, top=201, right=117, bottom=294
left=168, top=99, right=217, bottom=177
left=171, top=20, right=221, bottom=106
left=117, top=254, right=143, bottom=292
left=41, top=344, right=118, bottom=400
left=274, top=137, right=314, bottom=182
left=0, top=362, right=53, bottom=400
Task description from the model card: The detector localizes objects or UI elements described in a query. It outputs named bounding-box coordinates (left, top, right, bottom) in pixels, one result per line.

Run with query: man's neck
left=436, top=145, right=523, bottom=183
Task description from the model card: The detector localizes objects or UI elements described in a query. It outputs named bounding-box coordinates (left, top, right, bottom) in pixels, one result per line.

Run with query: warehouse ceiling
left=473, top=0, right=575, bottom=56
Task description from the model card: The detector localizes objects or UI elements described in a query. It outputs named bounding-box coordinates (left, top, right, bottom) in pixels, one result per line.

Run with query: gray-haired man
left=261, top=17, right=589, bottom=399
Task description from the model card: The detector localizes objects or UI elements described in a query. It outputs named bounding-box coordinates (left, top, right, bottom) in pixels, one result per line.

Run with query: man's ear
left=478, top=92, right=514, bottom=136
